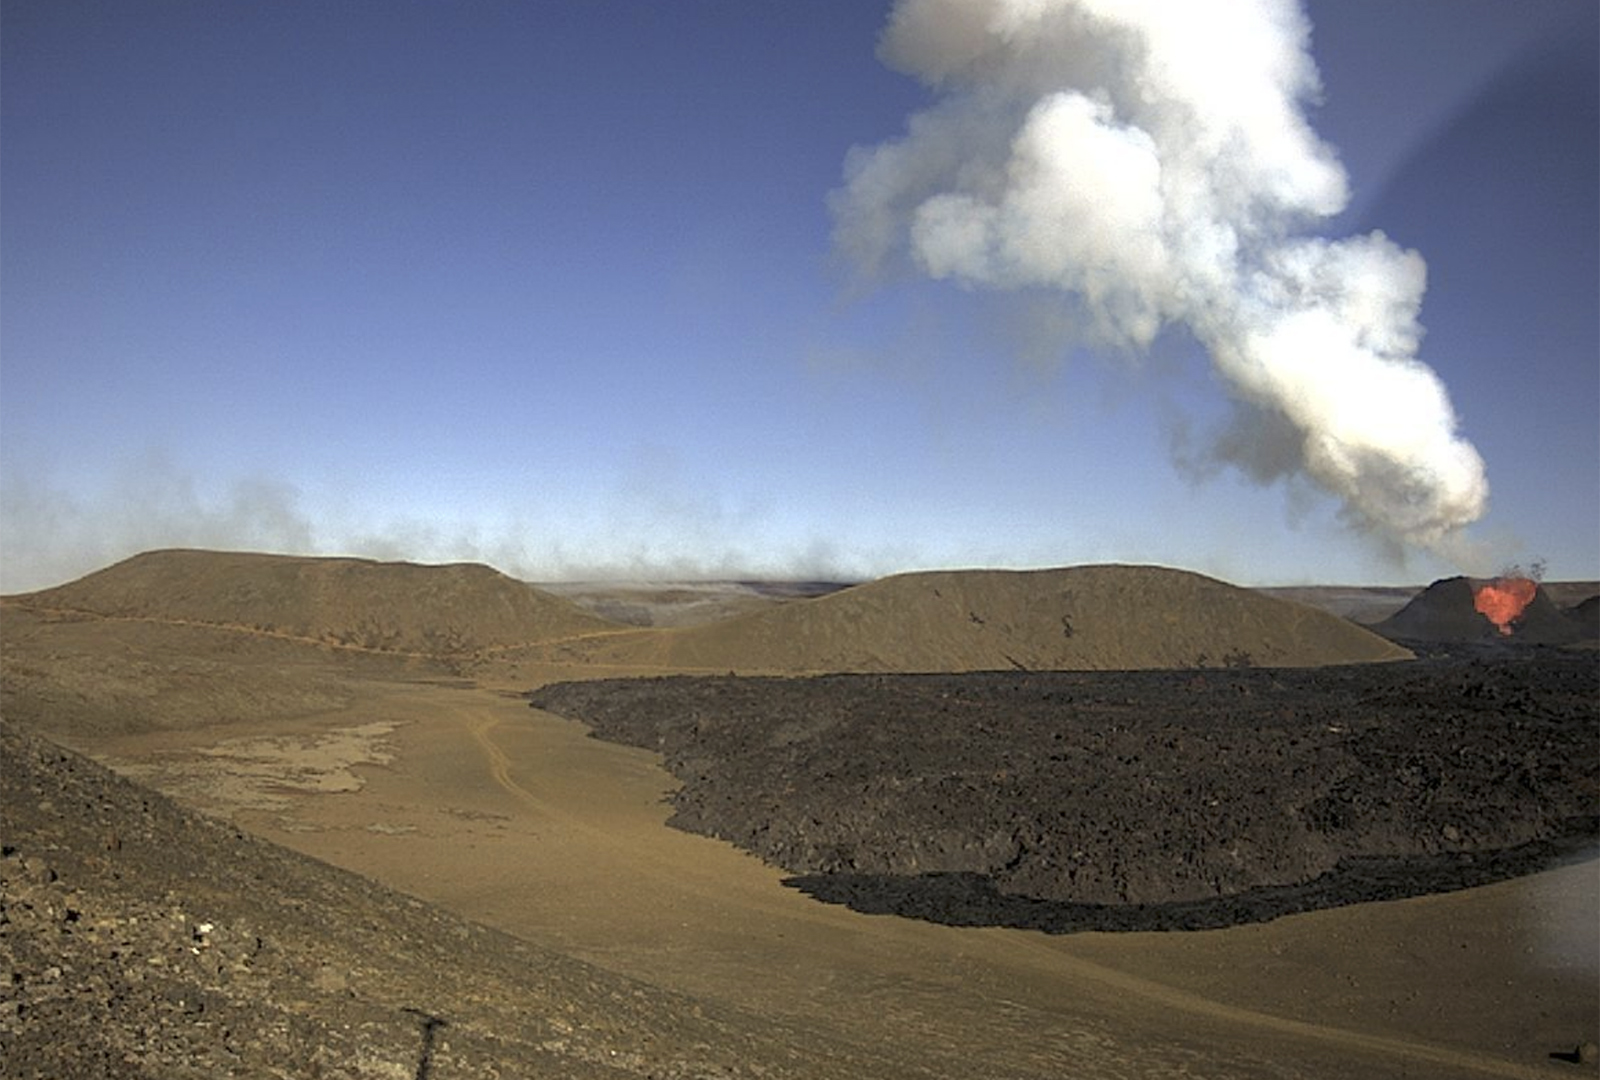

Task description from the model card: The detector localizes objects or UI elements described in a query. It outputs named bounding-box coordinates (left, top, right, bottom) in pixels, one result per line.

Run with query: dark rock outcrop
left=531, top=654, right=1599, bottom=931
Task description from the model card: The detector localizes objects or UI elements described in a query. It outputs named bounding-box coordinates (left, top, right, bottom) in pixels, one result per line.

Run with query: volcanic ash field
left=2, top=550, right=1597, bottom=1078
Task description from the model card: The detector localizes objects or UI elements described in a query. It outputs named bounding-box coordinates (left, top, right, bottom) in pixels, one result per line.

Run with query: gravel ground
left=0, top=719, right=932, bottom=1080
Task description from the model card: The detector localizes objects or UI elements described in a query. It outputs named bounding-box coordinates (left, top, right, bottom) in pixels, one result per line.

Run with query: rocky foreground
left=0, top=719, right=922, bottom=1080
left=530, top=649, right=1600, bottom=931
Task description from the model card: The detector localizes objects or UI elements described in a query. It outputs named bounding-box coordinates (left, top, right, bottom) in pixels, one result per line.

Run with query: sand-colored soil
left=2, top=552, right=1596, bottom=1077
left=22, top=669, right=1593, bottom=1078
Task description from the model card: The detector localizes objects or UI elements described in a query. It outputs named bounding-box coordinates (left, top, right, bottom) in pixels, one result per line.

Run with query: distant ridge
left=7, top=549, right=621, bottom=654
left=7, top=553, right=1420, bottom=672
left=585, top=564, right=1412, bottom=672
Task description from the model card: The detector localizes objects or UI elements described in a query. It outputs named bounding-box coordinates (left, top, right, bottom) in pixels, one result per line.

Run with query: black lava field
left=529, top=650, right=1599, bottom=933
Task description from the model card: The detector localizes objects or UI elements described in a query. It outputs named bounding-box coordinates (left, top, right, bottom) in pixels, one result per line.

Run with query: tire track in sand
left=464, top=710, right=864, bottom=940
left=462, top=707, right=846, bottom=930
left=465, top=711, right=563, bottom=820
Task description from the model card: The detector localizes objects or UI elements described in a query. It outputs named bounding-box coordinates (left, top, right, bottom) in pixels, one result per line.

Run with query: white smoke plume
left=833, top=0, right=1488, bottom=553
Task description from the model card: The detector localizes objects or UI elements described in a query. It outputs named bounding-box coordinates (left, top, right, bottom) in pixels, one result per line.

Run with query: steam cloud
left=833, top=0, right=1488, bottom=553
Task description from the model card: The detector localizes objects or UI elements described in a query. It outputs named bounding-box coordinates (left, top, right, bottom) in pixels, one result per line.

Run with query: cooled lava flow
left=1473, top=576, right=1538, bottom=636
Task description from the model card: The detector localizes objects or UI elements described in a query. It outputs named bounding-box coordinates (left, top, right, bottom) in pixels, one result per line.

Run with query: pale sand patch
left=105, top=719, right=400, bottom=818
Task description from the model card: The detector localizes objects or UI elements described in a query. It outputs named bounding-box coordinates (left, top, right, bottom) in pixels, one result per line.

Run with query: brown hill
left=599, top=565, right=1411, bottom=672
left=7, top=549, right=621, bottom=655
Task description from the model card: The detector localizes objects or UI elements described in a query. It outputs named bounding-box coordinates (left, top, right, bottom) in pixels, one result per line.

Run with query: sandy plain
left=57, top=669, right=1595, bottom=1079
left=3, top=555, right=1597, bottom=1078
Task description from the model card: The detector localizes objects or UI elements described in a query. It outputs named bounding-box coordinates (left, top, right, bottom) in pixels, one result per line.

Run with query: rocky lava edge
left=529, top=651, right=1599, bottom=933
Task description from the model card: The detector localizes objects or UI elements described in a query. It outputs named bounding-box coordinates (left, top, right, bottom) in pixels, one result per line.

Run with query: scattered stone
left=0, top=716, right=933, bottom=1079
left=20, top=857, right=57, bottom=886
left=312, top=964, right=348, bottom=994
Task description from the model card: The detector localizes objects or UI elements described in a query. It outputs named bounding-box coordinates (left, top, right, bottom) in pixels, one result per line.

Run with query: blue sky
left=2, top=0, right=1595, bottom=591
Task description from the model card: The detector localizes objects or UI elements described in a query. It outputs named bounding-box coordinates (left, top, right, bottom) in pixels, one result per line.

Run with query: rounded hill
left=628, top=564, right=1411, bottom=672
left=8, top=549, right=620, bottom=654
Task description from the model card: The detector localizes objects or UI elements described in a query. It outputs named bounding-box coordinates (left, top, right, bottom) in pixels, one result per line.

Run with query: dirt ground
left=40, top=666, right=1592, bottom=1079
left=3, top=563, right=1598, bottom=1078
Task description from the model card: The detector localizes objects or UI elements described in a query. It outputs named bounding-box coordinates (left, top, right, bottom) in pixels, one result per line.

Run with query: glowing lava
left=1473, top=577, right=1538, bottom=636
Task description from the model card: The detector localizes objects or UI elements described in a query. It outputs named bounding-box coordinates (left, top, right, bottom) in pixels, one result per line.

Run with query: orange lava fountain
left=1473, top=576, right=1537, bottom=636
